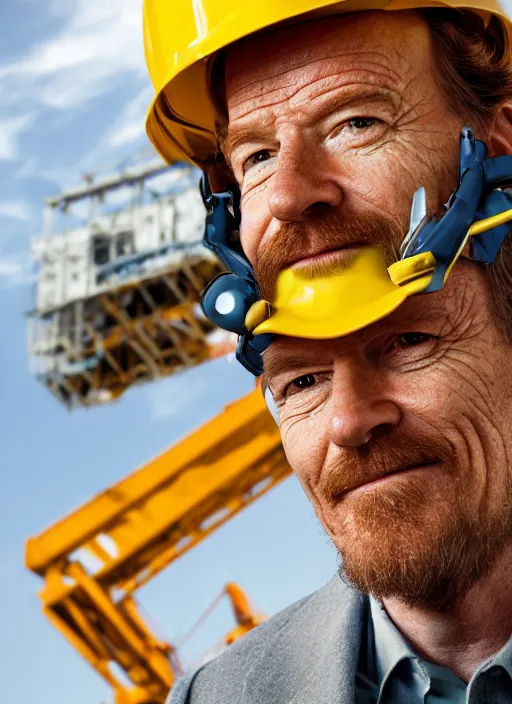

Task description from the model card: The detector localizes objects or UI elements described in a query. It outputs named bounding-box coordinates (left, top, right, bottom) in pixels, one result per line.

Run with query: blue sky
left=0, top=2, right=338, bottom=702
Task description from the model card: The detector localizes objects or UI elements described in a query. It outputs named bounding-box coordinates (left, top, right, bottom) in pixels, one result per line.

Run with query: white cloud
left=105, top=86, right=153, bottom=149
left=0, top=115, right=34, bottom=161
left=0, top=252, right=34, bottom=288
left=0, top=0, right=147, bottom=116
left=73, top=85, right=155, bottom=174
left=15, top=156, right=39, bottom=179
left=0, top=0, right=159, bottom=204
left=0, top=200, right=33, bottom=222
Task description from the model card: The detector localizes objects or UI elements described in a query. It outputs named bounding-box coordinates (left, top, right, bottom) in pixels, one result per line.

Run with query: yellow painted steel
left=26, top=388, right=290, bottom=704
left=223, top=582, right=266, bottom=644
left=143, top=0, right=511, bottom=165
left=467, top=207, right=512, bottom=236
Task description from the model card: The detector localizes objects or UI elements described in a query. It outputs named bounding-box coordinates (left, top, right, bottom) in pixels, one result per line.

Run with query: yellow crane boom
left=26, top=387, right=291, bottom=704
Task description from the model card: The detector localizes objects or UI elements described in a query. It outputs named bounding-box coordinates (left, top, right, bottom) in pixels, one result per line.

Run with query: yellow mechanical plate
left=253, top=247, right=434, bottom=339
left=387, top=251, right=436, bottom=286
left=245, top=299, right=273, bottom=333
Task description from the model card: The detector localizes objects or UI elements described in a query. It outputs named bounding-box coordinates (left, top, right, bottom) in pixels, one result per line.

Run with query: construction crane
left=26, top=387, right=291, bottom=704
left=27, top=159, right=234, bottom=408
left=26, top=158, right=292, bottom=703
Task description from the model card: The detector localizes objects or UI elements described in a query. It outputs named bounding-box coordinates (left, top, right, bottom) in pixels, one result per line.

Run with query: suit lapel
left=241, top=573, right=368, bottom=704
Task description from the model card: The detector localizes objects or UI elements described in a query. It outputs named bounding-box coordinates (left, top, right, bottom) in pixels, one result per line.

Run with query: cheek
left=239, top=187, right=272, bottom=265
left=331, top=129, right=458, bottom=221
left=280, top=414, right=328, bottom=496
left=392, top=351, right=509, bottom=495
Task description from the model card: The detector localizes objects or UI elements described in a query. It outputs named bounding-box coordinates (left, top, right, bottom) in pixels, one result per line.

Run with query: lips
left=341, top=461, right=441, bottom=498
left=288, top=242, right=364, bottom=271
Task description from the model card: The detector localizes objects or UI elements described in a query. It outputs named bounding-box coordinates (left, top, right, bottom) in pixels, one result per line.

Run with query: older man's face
left=224, top=11, right=463, bottom=272
left=223, top=11, right=512, bottom=608
left=262, top=264, right=512, bottom=609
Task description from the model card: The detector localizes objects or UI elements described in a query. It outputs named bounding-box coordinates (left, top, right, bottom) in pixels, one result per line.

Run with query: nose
left=328, top=363, right=402, bottom=448
left=268, top=137, right=344, bottom=221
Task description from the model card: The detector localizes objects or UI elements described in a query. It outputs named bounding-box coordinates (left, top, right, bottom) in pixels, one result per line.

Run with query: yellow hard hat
left=143, top=0, right=511, bottom=166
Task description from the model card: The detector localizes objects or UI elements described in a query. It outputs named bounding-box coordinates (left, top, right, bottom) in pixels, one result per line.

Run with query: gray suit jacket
left=168, top=573, right=369, bottom=704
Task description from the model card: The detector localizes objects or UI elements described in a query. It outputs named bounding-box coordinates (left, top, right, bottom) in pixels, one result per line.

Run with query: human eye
left=279, top=372, right=333, bottom=405
left=382, top=332, right=439, bottom=370
left=243, top=149, right=273, bottom=174
left=329, top=116, right=384, bottom=143
left=347, top=117, right=379, bottom=130
left=284, top=373, right=317, bottom=396
left=391, top=332, right=434, bottom=349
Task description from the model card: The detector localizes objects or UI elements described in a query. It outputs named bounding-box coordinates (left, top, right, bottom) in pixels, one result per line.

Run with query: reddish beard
left=253, top=210, right=404, bottom=300
left=253, top=208, right=512, bottom=610
left=314, top=426, right=512, bottom=612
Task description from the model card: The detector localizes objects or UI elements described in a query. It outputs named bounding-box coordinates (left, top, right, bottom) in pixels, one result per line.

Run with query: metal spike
left=400, top=187, right=428, bottom=257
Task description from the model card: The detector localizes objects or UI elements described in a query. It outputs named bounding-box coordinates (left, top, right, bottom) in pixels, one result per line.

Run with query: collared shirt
left=354, top=594, right=512, bottom=703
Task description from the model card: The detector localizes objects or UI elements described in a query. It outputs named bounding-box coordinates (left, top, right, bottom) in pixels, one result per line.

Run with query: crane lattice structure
left=28, top=159, right=234, bottom=408
left=26, top=389, right=290, bottom=704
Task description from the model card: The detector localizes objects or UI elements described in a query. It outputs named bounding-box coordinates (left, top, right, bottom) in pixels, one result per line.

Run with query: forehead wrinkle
left=226, top=10, right=433, bottom=110
left=232, top=79, right=400, bottom=127
left=225, top=84, right=402, bottom=162
left=287, top=81, right=401, bottom=117
left=227, top=72, right=405, bottom=160
left=228, top=50, right=404, bottom=109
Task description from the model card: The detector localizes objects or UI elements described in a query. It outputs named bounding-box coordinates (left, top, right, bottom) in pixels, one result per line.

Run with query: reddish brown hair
left=424, top=9, right=512, bottom=340
left=425, top=10, right=511, bottom=128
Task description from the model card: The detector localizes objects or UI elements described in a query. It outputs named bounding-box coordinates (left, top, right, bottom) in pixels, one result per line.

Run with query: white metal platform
left=28, top=161, right=234, bottom=408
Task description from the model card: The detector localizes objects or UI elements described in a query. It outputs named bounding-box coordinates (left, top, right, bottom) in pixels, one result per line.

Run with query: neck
left=381, top=544, right=512, bottom=683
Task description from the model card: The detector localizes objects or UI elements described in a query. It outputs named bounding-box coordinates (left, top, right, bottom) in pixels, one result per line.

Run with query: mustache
left=253, top=210, right=406, bottom=301
left=317, top=428, right=455, bottom=501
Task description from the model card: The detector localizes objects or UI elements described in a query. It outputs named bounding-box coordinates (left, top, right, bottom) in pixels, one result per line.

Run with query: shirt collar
left=476, top=630, right=512, bottom=681
left=370, top=592, right=512, bottom=687
left=369, top=593, right=421, bottom=685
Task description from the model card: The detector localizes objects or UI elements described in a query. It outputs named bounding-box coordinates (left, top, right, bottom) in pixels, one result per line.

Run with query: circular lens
left=215, top=291, right=236, bottom=315
left=201, top=273, right=259, bottom=335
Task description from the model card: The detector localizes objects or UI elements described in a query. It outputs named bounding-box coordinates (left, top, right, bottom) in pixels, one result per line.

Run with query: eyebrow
left=223, top=86, right=399, bottom=162
left=261, top=353, right=293, bottom=390
left=262, top=348, right=326, bottom=389
left=221, top=122, right=271, bottom=165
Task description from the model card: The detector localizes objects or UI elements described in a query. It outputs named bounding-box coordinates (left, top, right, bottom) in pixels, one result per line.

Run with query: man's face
left=263, top=264, right=512, bottom=610
left=223, top=10, right=512, bottom=608
left=224, top=11, right=463, bottom=274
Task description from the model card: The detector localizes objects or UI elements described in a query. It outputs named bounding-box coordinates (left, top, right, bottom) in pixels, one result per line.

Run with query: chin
left=333, top=494, right=509, bottom=612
